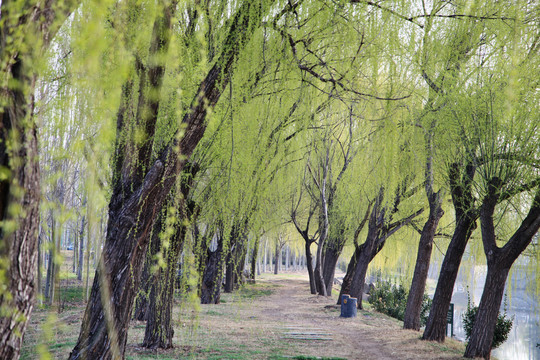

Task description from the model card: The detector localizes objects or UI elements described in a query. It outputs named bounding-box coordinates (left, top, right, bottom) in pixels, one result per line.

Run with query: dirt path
left=21, top=271, right=465, bottom=359
left=237, top=274, right=465, bottom=360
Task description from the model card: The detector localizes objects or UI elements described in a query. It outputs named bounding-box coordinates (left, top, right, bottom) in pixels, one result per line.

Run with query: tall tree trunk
left=403, top=193, right=443, bottom=330
left=263, top=239, right=267, bottom=273
left=45, top=218, right=56, bottom=305
left=37, top=232, right=43, bottom=306
left=73, top=224, right=78, bottom=273
left=423, top=163, right=477, bottom=342
left=250, top=237, right=259, bottom=280
left=224, top=249, right=235, bottom=292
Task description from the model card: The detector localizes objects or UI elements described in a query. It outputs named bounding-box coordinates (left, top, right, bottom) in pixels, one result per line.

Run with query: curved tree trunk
left=403, top=195, right=443, bottom=330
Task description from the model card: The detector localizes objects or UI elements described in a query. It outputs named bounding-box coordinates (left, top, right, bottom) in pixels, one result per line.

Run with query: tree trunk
left=285, top=246, right=289, bottom=271
left=262, top=239, right=266, bottom=273
left=45, top=218, right=56, bottom=305
left=133, top=214, right=163, bottom=322
left=0, top=1, right=73, bottom=356
left=463, top=265, right=508, bottom=359
left=251, top=239, right=258, bottom=280
left=77, top=214, right=85, bottom=281
left=37, top=232, right=43, bottom=305
left=200, top=232, right=224, bottom=304
left=321, top=238, right=342, bottom=297
left=305, top=241, right=317, bottom=294
left=423, top=163, right=477, bottom=342
left=143, top=206, right=188, bottom=349
left=403, top=195, right=443, bottom=330
left=224, top=248, right=235, bottom=293
left=274, top=241, right=279, bottom=275
left=338, top=241, right=372, bottom=308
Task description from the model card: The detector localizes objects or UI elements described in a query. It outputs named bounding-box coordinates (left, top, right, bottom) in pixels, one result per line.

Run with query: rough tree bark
left=133, top=214, right=163, bottom=322
left=321, top=227, right=345, bottom=296
left=143, top=163, right=198, bottom=349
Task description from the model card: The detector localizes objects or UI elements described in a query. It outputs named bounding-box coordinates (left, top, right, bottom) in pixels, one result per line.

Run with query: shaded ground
left=22, top=272, right=466, bottom=360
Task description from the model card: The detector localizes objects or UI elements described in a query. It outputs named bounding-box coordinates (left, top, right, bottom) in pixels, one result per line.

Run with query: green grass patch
left=205, top=309, right=224, bottom=316
left=59, top=286, right=85, bottom=303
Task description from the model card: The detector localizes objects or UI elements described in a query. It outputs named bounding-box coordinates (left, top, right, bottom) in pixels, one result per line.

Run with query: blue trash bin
left=340, top=294, right=357, bottom=318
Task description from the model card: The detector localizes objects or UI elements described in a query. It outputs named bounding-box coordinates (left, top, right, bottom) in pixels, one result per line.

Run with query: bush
left=462, top=294, right=513, bottom=350
left=368, top=279, right=432, bottom=326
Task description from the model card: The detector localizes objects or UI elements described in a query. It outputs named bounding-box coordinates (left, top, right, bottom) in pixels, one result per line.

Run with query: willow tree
left=420, top=0, right=540, bottom=343
left=462, top=36, right=540, bottom=356
left=402, top=1, right=490, bottom=329
left=69, top=0, right=282, bottom=358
